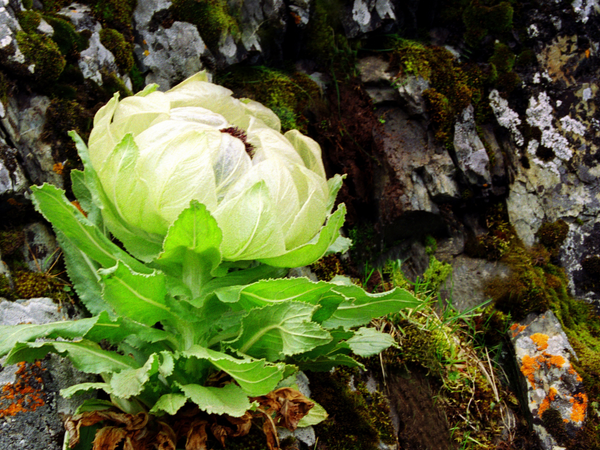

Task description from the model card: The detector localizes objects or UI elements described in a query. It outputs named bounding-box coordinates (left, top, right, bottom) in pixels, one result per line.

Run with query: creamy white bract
left=87, top=72, right=343, bottom=263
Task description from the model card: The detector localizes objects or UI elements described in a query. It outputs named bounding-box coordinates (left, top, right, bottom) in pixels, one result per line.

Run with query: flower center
left=220, top=127, right=255, bottom=158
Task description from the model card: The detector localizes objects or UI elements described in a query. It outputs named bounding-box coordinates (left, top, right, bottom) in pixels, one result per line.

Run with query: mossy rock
left=15, top=30, right=66, bottom=82
left=44, top=14, right=90, bottom=61
left=170, top=0, right=239, bottom=52
left=99, top=28, right=134, bottom=73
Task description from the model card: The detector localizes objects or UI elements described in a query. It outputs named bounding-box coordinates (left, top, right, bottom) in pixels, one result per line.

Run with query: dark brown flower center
left=220, top=127, right=255, bottom=158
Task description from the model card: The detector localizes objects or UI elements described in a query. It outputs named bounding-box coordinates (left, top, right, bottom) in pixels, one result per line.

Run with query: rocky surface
left=1, top=0, right=600, bottom=448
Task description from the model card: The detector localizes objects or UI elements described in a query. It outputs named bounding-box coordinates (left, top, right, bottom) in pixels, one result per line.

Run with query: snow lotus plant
left=0, top=73, right=420, bottom=448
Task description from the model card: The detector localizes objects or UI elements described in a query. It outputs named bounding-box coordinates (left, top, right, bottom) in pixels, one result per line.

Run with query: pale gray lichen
left=572, top=0, right=599, bottom=23
left=489, top=89, right=524, bottom=146
left=560, top=116, right=586, bottom=136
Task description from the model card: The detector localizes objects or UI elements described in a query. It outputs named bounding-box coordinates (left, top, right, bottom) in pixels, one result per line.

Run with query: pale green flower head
left=86, top=72, right=347, bottom=266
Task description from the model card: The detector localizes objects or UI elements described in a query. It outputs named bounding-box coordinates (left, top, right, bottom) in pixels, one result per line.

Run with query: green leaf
left=323, top=286, right=421, bottom=330
left=99, top=261, right=178, bottom=327
left=5, top=340, right=138, bottom=373
left=156, top=200, right=222, bottom=275
left=177, top=382, right=252, bottom=417
left=215, top=277, right=340, bottom=310
left=258, top=203, right=346, bottom=268
left=183, top=345, right=285, bottom=396
left=229, top=302, right=332, bottom=360
left=110, top=353, right=160, bottom=399
left=298, top=401, right=328, bottom=427
left=55, top=230, right=107, bottom=316
left=61, top=382, right=113, bottom=398
left=150, top=393, right=188, bottom=416
left=345, top=327, right=397, bottom=357
left=0, top=316, right=102, bottom=357
left=294, top=354, right=362, bottom=372
left=30, top=183, right=150, bottom=274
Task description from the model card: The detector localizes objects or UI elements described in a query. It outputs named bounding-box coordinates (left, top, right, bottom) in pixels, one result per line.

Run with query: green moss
left=423, top=255, right=452, bottom=294
left=15, top=30, right=66, bottom=82
left=22, top=0, right=33, bottom=9
left=101, top=70, right=133, bottom=98
left=14, top=271, right=52, bottom=299
left=0, top=229, right=25, bottom=260
left=515, top=49, right=537, bottom=69
left=41, top=0, right=72, bottom=12
left=99, top=28, right=133, bottom=73
left=219, top=66, right=320, bottom=132
left=129, top=64, right=145, bottom=93
left=170, top=0, right=239, bottom=51
left=0, top=70, right=10, bottom=106
left=16, top=10, right=42, bottom=33
left=44, top=14, right=90, bottom=60
left=489, top=42, right=515, bottom=74
left=535, top=219, right=569, bottom=257
left=310, top=254, right=346, bottom=282
left=91, top=0, right=137, bottom=35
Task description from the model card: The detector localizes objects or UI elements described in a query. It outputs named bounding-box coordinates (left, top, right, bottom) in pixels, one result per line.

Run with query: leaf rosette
left=0, top=73, right=422, bottom=447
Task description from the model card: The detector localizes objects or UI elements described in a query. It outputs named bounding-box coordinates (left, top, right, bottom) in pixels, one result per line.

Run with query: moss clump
left=44, top=14, right=90, bottom=61
left=462, top=1, right=514, bottom=47
left=99, top=28, right=134, bottom=73
left=535, top=219, right=569, bottom=258
left=15, top=30, right=66, bottom=82
left=310, top=254, right=346, bottom=282
left=14, top=271, right=52, bottom=299
left=170, top=0, right=239, bottom=51
left=16, top=10, right=41, bottom=33
left=0, top=228, right=25, bottom=260
left=219, top=66, right=320, bottom=132
left=101, top=70, right=133, bottom=98
left=91, top=0, right=137, bottom=39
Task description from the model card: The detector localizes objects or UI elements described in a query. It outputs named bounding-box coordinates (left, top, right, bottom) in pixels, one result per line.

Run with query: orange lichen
left=530, top=333, right=549, bottom=350
left=546, top=353, right=566, bottom=368
left=52, top=162, right=64, bottom=175
left=511, top=324, right=527, bottom=337
left=0, top=361, right=47, bottom=418
left=570, top=392, right=587, bottom=423
left=520, top=354, right=541, bottom=387
left=538, top=387, right=558, bottom=417
left=568, top=366, right=583, bottom=382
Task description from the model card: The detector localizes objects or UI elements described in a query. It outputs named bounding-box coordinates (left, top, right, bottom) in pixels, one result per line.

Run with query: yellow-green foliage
left=99, top=28, right=133, bottom=72
left=16, top=10, right=41, bottom=33
left=171, top=0, right=239, bottom=51
left=219, top=66, right=320, bottom=132
left=91, top=0, right=137, bottom=32
left=16, top=30, right=66, bottom=82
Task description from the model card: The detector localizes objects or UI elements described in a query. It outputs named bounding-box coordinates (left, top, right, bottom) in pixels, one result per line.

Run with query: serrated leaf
left=0, top=316, right=102, bottom=357
left=150, top=393, right=188, bottom=416
left=30, top=183, right=150, bottom=274
left=184, top=345, right=285, bottom=396
left=99, top=261, right=178, bottom=327
left=158, top=351, right=175, bottom=378
left=55, top=230, right=108, bottom=316
left=5, top=340, right=138, bottom=373
left=345, top=327, right=397, bottom=357
left=229, top=302, right=331, bottom=360
left=110, top=353, right=160, bottom=399
left=177, top=382, right=251, bottom=417
left=323, top=286, right=421, bottom=330
left=61, top=382, right=113, bottom=398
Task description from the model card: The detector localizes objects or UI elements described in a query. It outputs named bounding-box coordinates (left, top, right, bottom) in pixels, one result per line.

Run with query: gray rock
left=510, top=310, right=586, bottom=450
left=341, top=0, right=397, bottom=38
left=0, top=0, right=28, bottom=72
left=453, top=105, right=492, bottom=187
left=0, top=144, right=29, bottom=201
left=395, top=75, right=430, bottom=117
left=58, top=4, right=123, bottom=87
